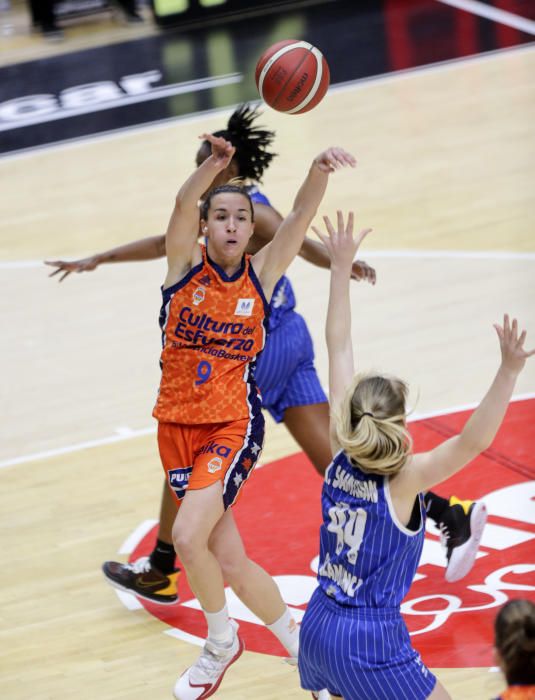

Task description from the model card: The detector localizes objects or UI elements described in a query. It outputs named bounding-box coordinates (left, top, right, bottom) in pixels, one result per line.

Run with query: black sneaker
left=102, top=556, right=181, bottom=605
left=439, top=497, right=488, bottom=582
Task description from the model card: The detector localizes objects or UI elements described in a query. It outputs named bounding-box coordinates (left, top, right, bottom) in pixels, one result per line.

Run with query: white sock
left=266, top=607, right=299, bottom=659
left=204, top=604, right=234, bottom=646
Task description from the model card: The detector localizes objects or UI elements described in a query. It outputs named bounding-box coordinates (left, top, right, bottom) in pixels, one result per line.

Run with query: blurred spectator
left=493, top=599, right=535, bottom=700
left=28, top=0, right=63, bottom=39
left=115, top=0, right=144, bottom=23
left=28, top=1, right=143, bottom=39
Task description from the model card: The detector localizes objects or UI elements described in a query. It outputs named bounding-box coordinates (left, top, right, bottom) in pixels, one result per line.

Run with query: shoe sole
left=445, top=501, right=488, bottom=582
left=102, top=569, right=179, bottom=606
left=174, top=636, right=245, bottom=700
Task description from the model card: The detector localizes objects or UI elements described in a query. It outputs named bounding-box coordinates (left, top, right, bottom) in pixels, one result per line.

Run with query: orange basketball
left=255, top=40, right=330, bottom=115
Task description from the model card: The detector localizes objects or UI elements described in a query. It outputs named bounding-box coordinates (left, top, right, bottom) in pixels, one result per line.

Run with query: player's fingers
left=334, top=148, right=356, bottom=167
left=322, top=215, right=336, bottom=237
left=516, top=329, right=527, bottom=349
left=356, top=228, right=373, bottom=247
left=511, top=317, right=518, bottom=342
left=493, top=324, right=504, bottom=342
left=346, top=211, right=354, bottom=236
left=503, top=314, right=510, bottom=341
left=311, top=226, right=329, bottom=247
left=336, top=210, right=346, bottom=235
left=48, top=267, right=62, bottom=277
left=59, top=270, right=71, bottom=282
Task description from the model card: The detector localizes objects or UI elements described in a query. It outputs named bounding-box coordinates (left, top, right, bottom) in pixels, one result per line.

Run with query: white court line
left=119, top=518, right=158, bottom=554
left=0, top=426, right=156, bottom=469
left=164, top=628, right=205, bottom=647
left=0, top=42, right=532, bottom=163
left=436, top=0, right=535, bottom=35
left=1, top=393, right=533, bottom=471
left=3, top=249, right=535, bottom=270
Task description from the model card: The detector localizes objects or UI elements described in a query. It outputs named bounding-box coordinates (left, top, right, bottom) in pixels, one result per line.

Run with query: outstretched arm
left=299, top=236, right=376, bottom=285
left=313, top=211, right=372, bottom=452
left=45, top=236, right=166, bottom=282
left=164, top=134, right=235, bottom=288
left=252, top=148, right=356, bottom=299
left=250, top=204, right=375, bottom=284
left=403, top=315, right=535, bottom=494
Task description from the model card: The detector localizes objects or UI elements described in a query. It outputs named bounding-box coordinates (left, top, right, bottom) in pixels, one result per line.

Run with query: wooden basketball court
left=1, top=2, right=534, bottom=698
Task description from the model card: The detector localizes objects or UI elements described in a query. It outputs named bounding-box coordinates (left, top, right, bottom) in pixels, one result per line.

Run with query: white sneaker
left=312, top=691, right=331, bottom=700
left=173, top=620, right=244, bottom=699
left=441, top=499, right=488, bottom=582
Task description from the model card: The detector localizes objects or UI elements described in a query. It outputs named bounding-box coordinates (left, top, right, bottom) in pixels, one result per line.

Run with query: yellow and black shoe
left=439, top=497, right=487, bottom=583
left=102, top=556, right=180, bottom=605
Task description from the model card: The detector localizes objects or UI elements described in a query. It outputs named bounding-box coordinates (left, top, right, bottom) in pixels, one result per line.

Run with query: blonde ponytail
left=334, top=373, right=412, bottom=476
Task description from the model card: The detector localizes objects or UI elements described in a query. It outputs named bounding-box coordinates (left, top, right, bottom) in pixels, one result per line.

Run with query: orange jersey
left=497, top=688, right=535, bottom=700
left=153, top=245, right=269, bottom=424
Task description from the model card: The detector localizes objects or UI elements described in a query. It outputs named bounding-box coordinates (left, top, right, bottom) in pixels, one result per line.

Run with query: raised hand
left=313, top=147, right=356, bottom=173
left=351, top=259, right=376, bottom=285
left=312, top=210, right=372, bottom=270
left=199, top=133, right=235, bottom=170
left=45, top=257, right=99, bottom=282
left=494, top=314, right=534, bottom=375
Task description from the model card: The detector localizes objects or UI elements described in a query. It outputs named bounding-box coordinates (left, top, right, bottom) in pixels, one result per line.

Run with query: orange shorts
left=157, top=414, right=265, bottom=510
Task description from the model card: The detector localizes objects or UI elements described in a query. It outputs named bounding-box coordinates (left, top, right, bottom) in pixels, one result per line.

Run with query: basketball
left=255, top=40, right=330, bottom=115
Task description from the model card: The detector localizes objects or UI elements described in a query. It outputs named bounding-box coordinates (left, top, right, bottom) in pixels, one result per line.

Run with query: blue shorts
left=299, top=587, right=437, bottom=700
left=255, top=312, right=327, bottom=423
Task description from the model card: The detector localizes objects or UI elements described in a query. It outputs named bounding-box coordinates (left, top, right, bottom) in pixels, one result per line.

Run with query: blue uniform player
left=46, top=105, right=486, bottom=605
left=298, top=211, right=534, bottom=700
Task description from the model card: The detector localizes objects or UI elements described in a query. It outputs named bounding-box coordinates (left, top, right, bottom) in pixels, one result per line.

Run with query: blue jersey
left=246, top=186, right=296, bottom=332
left=244, top=186, right=327, bottom=421
left=318, top=451, right=425, bottom=608
left=299, top=451, right=436, bottom=699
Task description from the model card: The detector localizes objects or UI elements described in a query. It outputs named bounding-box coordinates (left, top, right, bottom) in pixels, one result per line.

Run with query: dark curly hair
left=201, top=103, right=277, bottom=183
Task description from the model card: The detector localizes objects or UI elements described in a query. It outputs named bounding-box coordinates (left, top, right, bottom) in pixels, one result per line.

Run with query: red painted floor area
left=131, top=398, right=535, bottom=667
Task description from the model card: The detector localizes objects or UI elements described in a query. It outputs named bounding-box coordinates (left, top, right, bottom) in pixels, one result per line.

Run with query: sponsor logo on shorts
left=168, top=466, right=193, bottom=499
left=207, top=457, right=223, bottom=474
left=197, top=441, right=232, bottom=458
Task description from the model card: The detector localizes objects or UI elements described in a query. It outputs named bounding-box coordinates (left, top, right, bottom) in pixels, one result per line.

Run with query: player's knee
left=172, top=526, right=206, bottom=564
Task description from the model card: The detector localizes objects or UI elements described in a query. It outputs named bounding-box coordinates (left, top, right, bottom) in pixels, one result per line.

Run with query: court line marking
left=119, top=518, right=158, bottom=554
left=435, top=0, right=535, bottom=35
left=1, top=393, right=533, bottom=471
left=2, top=249, right=535, bottom=270
left=0, top=42, right=532, bottom=162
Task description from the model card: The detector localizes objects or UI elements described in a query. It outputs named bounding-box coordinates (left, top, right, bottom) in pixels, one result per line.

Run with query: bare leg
left=209, top=509, right=286, bottom=624
left=172, top=481, right=226, bottom=612
left=156, top=479, right=178, bottom=544
left=283, top=402, right=332, bottom=476
left=428, top=680, right=451, bottom=699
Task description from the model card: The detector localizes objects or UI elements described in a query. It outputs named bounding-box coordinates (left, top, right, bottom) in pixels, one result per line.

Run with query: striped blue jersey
left=246, top=186, right=296, bottom=332
left=318, top=451, right=425, bottom=608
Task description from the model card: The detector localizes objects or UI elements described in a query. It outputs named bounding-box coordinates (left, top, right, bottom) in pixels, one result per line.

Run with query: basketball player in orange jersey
left=153, top=132, right=355, bottom=699
left=46, top=106, right=487, bottom=603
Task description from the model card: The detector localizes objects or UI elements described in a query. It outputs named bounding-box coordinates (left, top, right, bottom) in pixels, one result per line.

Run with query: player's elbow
left=459, top=431, right=493, bottom=460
